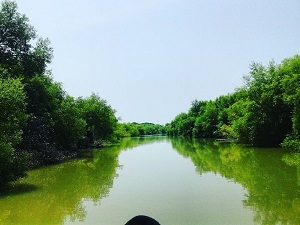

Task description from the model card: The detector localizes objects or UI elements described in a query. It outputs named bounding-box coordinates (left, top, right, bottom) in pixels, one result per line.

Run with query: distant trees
left=166, top=55, right=300, bottom=151
left=167, top=113, right=195, bottom=137
left=115, top=122, right=165, bottom=138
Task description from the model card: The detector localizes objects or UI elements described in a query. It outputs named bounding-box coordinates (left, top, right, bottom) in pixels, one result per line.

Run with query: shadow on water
left=0, top=136, right=166, bottom=225
left=0, top=148, right=121, bottom=225
left=0, top=183, right=40, bottom=198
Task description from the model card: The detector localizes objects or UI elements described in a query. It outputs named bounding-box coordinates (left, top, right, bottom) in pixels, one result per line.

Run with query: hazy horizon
left=16, top=0, right=300, bottom=124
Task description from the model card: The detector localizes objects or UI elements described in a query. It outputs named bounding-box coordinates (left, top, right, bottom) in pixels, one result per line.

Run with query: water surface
left=0, top=137, right=299, bottom=225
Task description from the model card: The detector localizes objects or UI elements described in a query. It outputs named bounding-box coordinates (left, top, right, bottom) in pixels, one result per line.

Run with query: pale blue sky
left=16, top=0, right=300, bottom=124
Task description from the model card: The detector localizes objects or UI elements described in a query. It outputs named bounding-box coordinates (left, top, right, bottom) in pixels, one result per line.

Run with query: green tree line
left=0, top=1, right=163, bottom=185
left=0, top=0, right=120, bottom=184
left=115, top=122, right=166, bottom=138
left=166, top=56, right=300, bottom=151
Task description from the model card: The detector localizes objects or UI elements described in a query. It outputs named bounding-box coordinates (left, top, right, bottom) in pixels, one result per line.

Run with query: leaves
left=167, top=56, right=300, bottom=149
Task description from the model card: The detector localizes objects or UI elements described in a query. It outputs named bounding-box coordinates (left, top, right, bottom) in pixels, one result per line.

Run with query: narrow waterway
left=0, top=137, right=299, bottom=225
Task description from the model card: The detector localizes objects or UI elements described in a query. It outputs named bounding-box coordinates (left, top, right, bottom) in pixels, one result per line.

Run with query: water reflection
left=171, top=138, right=300, bottom=225
left=0, top=150, right=118, bottom=225
left=0, top=137, right=299, bottom=225
left=0, top=136, right=163, bottom=225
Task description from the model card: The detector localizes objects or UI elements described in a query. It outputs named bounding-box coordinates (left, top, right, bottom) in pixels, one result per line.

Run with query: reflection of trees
left=115, top=136, right=167, bottom=151
left=0, top=149, right=119, bottom=225
left=171, top=138, right=300, bottom=225
left=0, top=136, right=165, bottom=225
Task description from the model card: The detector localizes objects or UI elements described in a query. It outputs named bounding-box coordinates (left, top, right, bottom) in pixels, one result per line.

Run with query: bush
left=77, top=94, right=118, bottom=147
left=0, top=77, right=27, bottom=183
left=0, top=142, right=27, bottom=184
left=282, top=136, right=300, bottom=152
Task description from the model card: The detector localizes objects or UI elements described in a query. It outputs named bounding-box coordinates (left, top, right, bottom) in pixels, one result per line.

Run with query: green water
left=0, top=137, right=300, bottom=225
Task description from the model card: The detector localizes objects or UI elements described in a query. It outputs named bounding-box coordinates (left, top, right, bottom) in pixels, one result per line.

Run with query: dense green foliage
left=77, top=94, right=117, bottom=147
left=0, top=0, right=52, bottom=78
left=0, top=1, right=121, bottom=183
left=114, top=122, right=165, bottom=138
left=1, top=0, right=300, bottom=187
left=280, top=57, right=300, bottom=151
left=0, top=77, right=27, bottom=184
left=167, top=56, right=300, bottom=150
left=0, top=1, right=164, bottom=184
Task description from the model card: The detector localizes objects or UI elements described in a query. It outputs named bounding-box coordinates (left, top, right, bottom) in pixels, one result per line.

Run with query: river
left=0, top=136, right=299, bottom=225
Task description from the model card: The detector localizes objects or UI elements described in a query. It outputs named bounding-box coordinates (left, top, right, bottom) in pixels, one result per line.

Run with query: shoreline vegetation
left=0, top=1, right=164, bottom=185
left=165, top=58, right=300, bottom=151
left=0, top=0, right=299, bottom=187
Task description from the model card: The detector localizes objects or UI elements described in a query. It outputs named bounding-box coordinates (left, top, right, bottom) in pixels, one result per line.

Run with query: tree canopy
left=166, top=55, right=300, bottom=150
